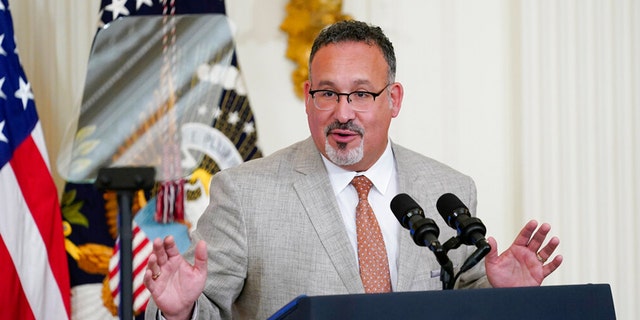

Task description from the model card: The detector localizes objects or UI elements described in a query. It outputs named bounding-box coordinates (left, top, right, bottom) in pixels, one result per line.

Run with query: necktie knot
left=351, top=175, right=373, bottom=201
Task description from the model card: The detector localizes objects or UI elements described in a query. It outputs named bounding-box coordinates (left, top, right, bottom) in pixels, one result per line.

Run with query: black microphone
left=436, top=193, right=490, bottom=251
left=436, top=193, right=491, bottom=273
left=390, top=193, right=441, bottom=252
left=391, top=194, right=453, bottom=277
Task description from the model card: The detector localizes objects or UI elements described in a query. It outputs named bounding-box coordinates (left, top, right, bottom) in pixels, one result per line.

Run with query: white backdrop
left=10, top=0, right=638, bottom=319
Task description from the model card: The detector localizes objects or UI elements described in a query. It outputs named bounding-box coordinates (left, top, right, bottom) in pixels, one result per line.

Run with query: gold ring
left=152, top=271, right=161, bottom=280
left=536, top=253, right=546, bottom=263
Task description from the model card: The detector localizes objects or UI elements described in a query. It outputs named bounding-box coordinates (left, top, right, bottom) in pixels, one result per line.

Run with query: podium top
left=269, top=284, right=616, bottom=320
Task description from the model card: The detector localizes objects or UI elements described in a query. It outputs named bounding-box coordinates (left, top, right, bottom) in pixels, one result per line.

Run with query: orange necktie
left=351, top=175, right=391, bottom=293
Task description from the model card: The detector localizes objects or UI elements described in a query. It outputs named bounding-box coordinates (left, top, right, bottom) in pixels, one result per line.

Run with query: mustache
left=324, top=121, right=365, bottom=136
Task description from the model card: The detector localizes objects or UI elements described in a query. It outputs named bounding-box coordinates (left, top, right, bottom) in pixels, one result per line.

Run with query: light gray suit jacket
left=146, top=138, right=490, bottom=319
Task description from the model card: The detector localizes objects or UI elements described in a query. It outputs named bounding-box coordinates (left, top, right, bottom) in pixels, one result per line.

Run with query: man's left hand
left=484, top=220, right=563, bottom=287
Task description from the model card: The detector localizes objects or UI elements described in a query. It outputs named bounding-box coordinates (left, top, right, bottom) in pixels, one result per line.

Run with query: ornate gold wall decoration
left=280, top=0, right=352, bottom=99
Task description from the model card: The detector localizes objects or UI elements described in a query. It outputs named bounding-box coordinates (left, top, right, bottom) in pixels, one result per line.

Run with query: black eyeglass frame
left=308, top=83, right=391, bottom=111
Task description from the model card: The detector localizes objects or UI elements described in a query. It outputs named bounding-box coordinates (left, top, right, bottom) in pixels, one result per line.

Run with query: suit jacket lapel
left=292, top=138, right=363, bottom=293
left=393, top=143, right=441, bottom=291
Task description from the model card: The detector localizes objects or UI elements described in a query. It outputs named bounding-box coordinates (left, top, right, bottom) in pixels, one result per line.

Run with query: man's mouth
left=328, top=129, right=360, bottom=144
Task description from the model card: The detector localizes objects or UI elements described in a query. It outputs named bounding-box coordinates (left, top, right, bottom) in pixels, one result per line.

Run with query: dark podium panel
left=269, top=284, right=616, bottom=320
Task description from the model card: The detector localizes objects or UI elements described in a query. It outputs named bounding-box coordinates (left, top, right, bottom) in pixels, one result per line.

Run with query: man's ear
left=389, top=82, right=404, bottom=117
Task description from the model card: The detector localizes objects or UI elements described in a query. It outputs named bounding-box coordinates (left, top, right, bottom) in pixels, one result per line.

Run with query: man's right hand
left=144, top=236, right=208, bottom=320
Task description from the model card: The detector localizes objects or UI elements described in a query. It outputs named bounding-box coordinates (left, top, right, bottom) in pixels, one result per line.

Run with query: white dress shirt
left=321, top=141, right=402, bottom=290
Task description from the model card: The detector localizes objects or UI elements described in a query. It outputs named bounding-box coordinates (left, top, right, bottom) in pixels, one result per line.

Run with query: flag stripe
left=0, top=130, right=69, bottom=319
left=108, top=221, right=153, bottom=313
left=0, top=236, right=36, bottom=320
left=133, top=286, right=150, bottom=311
left=11, top=124, right=70, bottom=306
left=133, top=255, right=150, bottom=276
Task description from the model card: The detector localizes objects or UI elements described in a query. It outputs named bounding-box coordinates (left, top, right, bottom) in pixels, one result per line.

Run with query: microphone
left=391, top=194, right=454, bottom=284
left=390, top=193, right=441, bottom=252
left=436, top=193, right=491, bottom=273
left=435, top=193, right=490, bottom=250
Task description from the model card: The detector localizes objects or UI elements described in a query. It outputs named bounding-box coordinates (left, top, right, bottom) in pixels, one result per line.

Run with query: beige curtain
left=518, top=0, right=639, bottom=318
left=11, top=0, right=99, bottom=188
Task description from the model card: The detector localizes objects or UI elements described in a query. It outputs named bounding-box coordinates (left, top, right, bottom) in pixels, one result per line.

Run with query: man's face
left=304, top=41, right=403, bottom=172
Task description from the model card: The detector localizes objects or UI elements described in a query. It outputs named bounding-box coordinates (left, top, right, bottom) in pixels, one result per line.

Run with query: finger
left=147, top=252, right=159, bottom=274
left=512, top=220, right=538, bottom=247
left=193, top=240, right=208, bottom=275
left=542, top=254, right=563, bottom=278
left=144, top=255, right=159, bottom=289
left=143, top=268, right=154, bottom=289
left=484, top=236, right=499, bottom=264
left=153, top=237, right=169, bottom=266
left=526, top=222, right=551, bottom=252
left=163, top=235, right=181, bottom=259
left=537, top=236, right=560, bottom=262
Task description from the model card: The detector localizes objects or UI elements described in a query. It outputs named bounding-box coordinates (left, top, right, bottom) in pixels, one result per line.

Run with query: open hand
left=484, top=220, right=563, bottom=287
left=143, top=236, right=208, bottom=320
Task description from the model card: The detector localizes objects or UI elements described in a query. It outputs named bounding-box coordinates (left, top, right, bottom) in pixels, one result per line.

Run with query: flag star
left=15, top=77, right=34, bottom=110
left=0, top=121, right=7, bottom=143
left=0, top=77, right=6, bottom=99
left=97, top=9, right=107, bottom=28
left=13, top=35, right=18, bottom=54
left=243, top=121, right=255, bottom=135
left=212, top=106, right=222, bottom=120
left=0, top=34, right=6, bottom=56
left=227, top=111, right=240, bottom=125
left=104, top=0, right=130, bottom=21
left=136, top=0, right=154, bottom=10
left=0, top=2, right=4, bottom=10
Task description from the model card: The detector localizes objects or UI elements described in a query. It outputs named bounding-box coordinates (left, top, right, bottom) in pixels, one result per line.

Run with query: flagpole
left=95, top=167, right=156, bottom=319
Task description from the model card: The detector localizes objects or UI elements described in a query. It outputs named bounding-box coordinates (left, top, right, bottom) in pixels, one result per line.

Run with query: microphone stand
left=432, top=245, right=454, bottom=291
left=440, top=236, right=490, bottom=290
left=441, top=237, right=462, bottom=290
left=95, top=166, right=156, bottom=320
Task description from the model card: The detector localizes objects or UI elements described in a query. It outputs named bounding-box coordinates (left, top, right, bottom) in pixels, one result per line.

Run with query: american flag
left=0, top=1, right=71, bottom=319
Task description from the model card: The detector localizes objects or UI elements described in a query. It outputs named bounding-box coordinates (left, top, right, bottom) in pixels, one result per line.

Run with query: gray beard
left=325, top=139, right=364, bottom=166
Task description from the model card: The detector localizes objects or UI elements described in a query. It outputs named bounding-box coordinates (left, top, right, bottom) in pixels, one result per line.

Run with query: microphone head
left=390, top=193, right=424, bottom=229
left=436, top=193, right=469, bottom=228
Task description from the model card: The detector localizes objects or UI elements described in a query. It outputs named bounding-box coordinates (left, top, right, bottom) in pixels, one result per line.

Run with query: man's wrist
left=158, top=301, right=198, bottom=320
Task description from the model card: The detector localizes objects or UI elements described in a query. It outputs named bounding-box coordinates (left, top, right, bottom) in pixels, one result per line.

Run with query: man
left=144, top=20, right=562, bottom=320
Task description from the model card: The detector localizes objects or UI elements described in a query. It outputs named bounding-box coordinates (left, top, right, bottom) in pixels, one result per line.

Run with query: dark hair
left=309, top=20, right=396, bottom=82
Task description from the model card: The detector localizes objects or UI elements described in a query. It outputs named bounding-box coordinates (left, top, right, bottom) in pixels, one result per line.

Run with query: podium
left=269, top=284, right=616, bottom=320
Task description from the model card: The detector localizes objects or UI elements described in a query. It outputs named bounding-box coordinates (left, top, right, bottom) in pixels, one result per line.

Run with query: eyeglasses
left=308, top=84, right=390, bottom=112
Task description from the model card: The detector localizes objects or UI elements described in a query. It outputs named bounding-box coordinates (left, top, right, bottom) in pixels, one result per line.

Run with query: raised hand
left=484, top=220, right=563, bottom=288
left=143, top=236, right=208, bottom=320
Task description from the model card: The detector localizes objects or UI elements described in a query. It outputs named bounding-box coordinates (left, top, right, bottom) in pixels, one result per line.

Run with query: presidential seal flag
left=59, top=0, right=262, bottom=318
left=0, top=0, right=71, bottom=319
